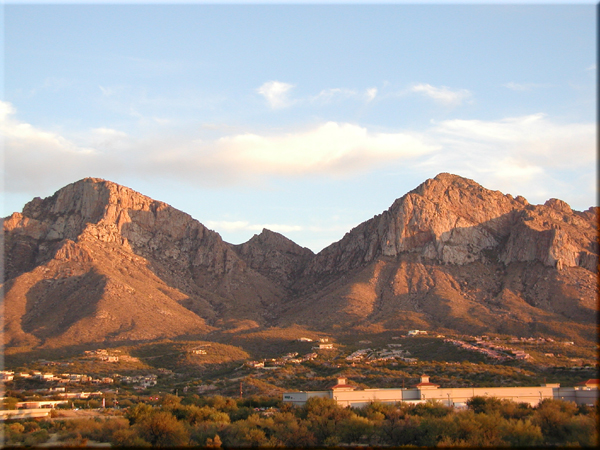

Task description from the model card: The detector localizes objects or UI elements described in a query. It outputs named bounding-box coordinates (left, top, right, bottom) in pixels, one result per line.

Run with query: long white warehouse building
left=283, top=376, right=599, bottom=408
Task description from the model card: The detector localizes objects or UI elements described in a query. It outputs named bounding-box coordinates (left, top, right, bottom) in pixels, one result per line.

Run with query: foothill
left=1, top=329, right=598, bottom=447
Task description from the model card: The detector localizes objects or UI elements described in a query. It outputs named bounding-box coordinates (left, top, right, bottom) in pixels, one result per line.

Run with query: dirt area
left=37, top=434, right=111, bottom=448
left=50, top=409, right=123, bottom=420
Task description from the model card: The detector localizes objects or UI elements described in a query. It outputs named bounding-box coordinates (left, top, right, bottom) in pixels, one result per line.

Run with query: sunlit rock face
left=3, top=174, right=598, bottom=350
left=303, top=173, right=597, bottom=273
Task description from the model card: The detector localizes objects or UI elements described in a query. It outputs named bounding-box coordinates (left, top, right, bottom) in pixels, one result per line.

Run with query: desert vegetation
left=2, top=394, right=597, bottom=447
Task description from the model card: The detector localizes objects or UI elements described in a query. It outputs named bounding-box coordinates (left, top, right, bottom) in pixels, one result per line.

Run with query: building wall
left=420, top=386, right=556, bottom=407
left=282, top=391, right=330, bottom=406
left=333, top=389, right=407, bottom=407
left=284, top=385, right=599, bottom=408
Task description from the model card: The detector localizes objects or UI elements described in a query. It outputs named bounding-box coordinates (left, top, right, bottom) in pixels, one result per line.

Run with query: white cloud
left=2, top=99, right=594, bottom=211
left=310, top=88, right=358, bottom=104
left=258, top=82, right=380, bottom=107
left=99, top=85, right=116, bottom=96
left=418, top=113, right=596, bottom=208
left=410, top=83, right=471, bottom=105
left=1, top=100, right=438, bottom=193
left=433, top=114, right=595, bottom=167
left=91, top=127, right=128, bottom=138
left=1, top=101, right=102, bottom=193
left=256, top=81, right=296, bottom=109
left=586, top=64, right=596, bottom=71
left=365, top=87, right=378, bottom=102
left=214, top=121, right=438, bottom=177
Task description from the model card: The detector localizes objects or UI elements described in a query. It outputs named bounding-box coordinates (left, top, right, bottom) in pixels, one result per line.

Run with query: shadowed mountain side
left=3, top=236, right=214, bottom=349
left=2, top=179, right=304, bottom=352
left=3, top=173, right=598, bottom=352
left=276, top=252, right=597, bottom=343
left=233, top=229, right=314, bottom=288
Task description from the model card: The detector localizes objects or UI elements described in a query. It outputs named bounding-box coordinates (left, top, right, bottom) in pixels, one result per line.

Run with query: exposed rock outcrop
left=3, top=174, right=598, bottom=350
left=234, top=229, right=314, bottom=287
left=303, top=173, right=597, bottom=275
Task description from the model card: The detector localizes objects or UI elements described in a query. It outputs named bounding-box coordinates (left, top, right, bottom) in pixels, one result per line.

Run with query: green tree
left=301, top=397, right=352, bottom=444
left=411, top=399, right=452, bottom=418
left=111, top=428, right=151, bottom=447
left=338, top=414, right=375, bottom=444
left=499, top=418, right=543, bottom=447
left=271, top=411, right=316, bottom=447
left=379, top=411, right=422, bottom=446
left=23, top=429, right=49, bottom=447
left=533, top=399, right=578, bottom=444
left=135, top=411, right=190, bottom=447
left=222, top=415, right=280, bottom=447
left=125, top=402, right=153, bottom=425
left=562, top=414, right=599, bottom=447
left=189, top=422, right=227, bottom=446
left=204, top=395, right=238, bottom=413
left=173, top=405, right=230, bottom=425
left=1, top=397, right=19, bottom=410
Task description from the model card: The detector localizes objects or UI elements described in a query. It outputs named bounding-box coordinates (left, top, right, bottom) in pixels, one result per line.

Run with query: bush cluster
left=2, top=395, right=597, bottom=447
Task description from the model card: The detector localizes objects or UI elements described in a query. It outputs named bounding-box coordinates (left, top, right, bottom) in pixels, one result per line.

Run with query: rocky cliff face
left=234, top=229, right=313, bottom=287
left=2, top=178, right=286, bottom=348
left=3, top=174, right=598, bottom=350
left=303, top=174, right=597, bottom=274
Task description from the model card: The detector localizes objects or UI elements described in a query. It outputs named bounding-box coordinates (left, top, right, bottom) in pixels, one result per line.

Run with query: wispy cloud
left=585, top=64, right=596, bottom=71
left=1, top=100, right=437, bottom=193
left=310, top=88, right=358, bottom=104
left=410, top=83, right=471, bottom=106
left=1, top=101, right=100, bottom=193
left=213, top=122, right=438, bottom=177
left=2, top=100, right=594, bottom=210
left=419, top=113, right=596, bottom=207
left=258, top=82, right=381, bottom=107
left=99, top=85, right=116, bottom=96
left=365, top=87, right=378, bottom=102
left=257, top=81, right=296, bottom=109
left=503, top=82, right=552, bottom=91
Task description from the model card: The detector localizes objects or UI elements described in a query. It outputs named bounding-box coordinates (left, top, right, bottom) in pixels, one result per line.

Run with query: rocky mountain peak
left=3, top=173, right=598, bottom=350
left=305, top=174, right=597, bottom=274
left=234, top=229, right=314, bottom=287
left=544, top=198, right=572, bottom=214
left=247, top=228, right=313, bottom=256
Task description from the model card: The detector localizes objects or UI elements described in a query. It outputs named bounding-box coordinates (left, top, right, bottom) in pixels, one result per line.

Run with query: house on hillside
left=0, top=371, right=14, bottom=381
left=313, top=343, right=334, bottom=350
left=407, top=330, right=428, bottom=336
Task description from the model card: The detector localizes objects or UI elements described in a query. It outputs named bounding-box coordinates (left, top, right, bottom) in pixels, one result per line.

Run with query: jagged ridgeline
left=3, top=174, right=598, bottom=351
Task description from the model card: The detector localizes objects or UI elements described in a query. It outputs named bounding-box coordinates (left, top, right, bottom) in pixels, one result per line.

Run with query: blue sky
left=2, top=1, right=596, bottom=252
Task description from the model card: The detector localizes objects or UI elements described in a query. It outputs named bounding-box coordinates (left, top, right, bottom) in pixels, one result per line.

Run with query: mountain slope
left=3, top=178, right=286, bottom=349
left=276, top=174, right=598, bottom=341
left=3, top=174, right=598, bottom=351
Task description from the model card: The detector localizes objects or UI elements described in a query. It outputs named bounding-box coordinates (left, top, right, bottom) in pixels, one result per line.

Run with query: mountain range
left=3, top=173, right=598, bottom=354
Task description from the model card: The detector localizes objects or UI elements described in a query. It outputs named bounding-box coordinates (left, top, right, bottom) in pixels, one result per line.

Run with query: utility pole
left=240, top=381, right=243, bottom=399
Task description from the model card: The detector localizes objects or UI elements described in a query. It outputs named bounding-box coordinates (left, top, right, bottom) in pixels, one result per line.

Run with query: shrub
left=23, top=429, right=49, bottom=446
left=125, top=402, right=153, bottom=425
left=499, top=418, right=543, bottom=447
left=111, top=428, right=151, bottom=447
left=135, top=411, right=190, bottom=446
